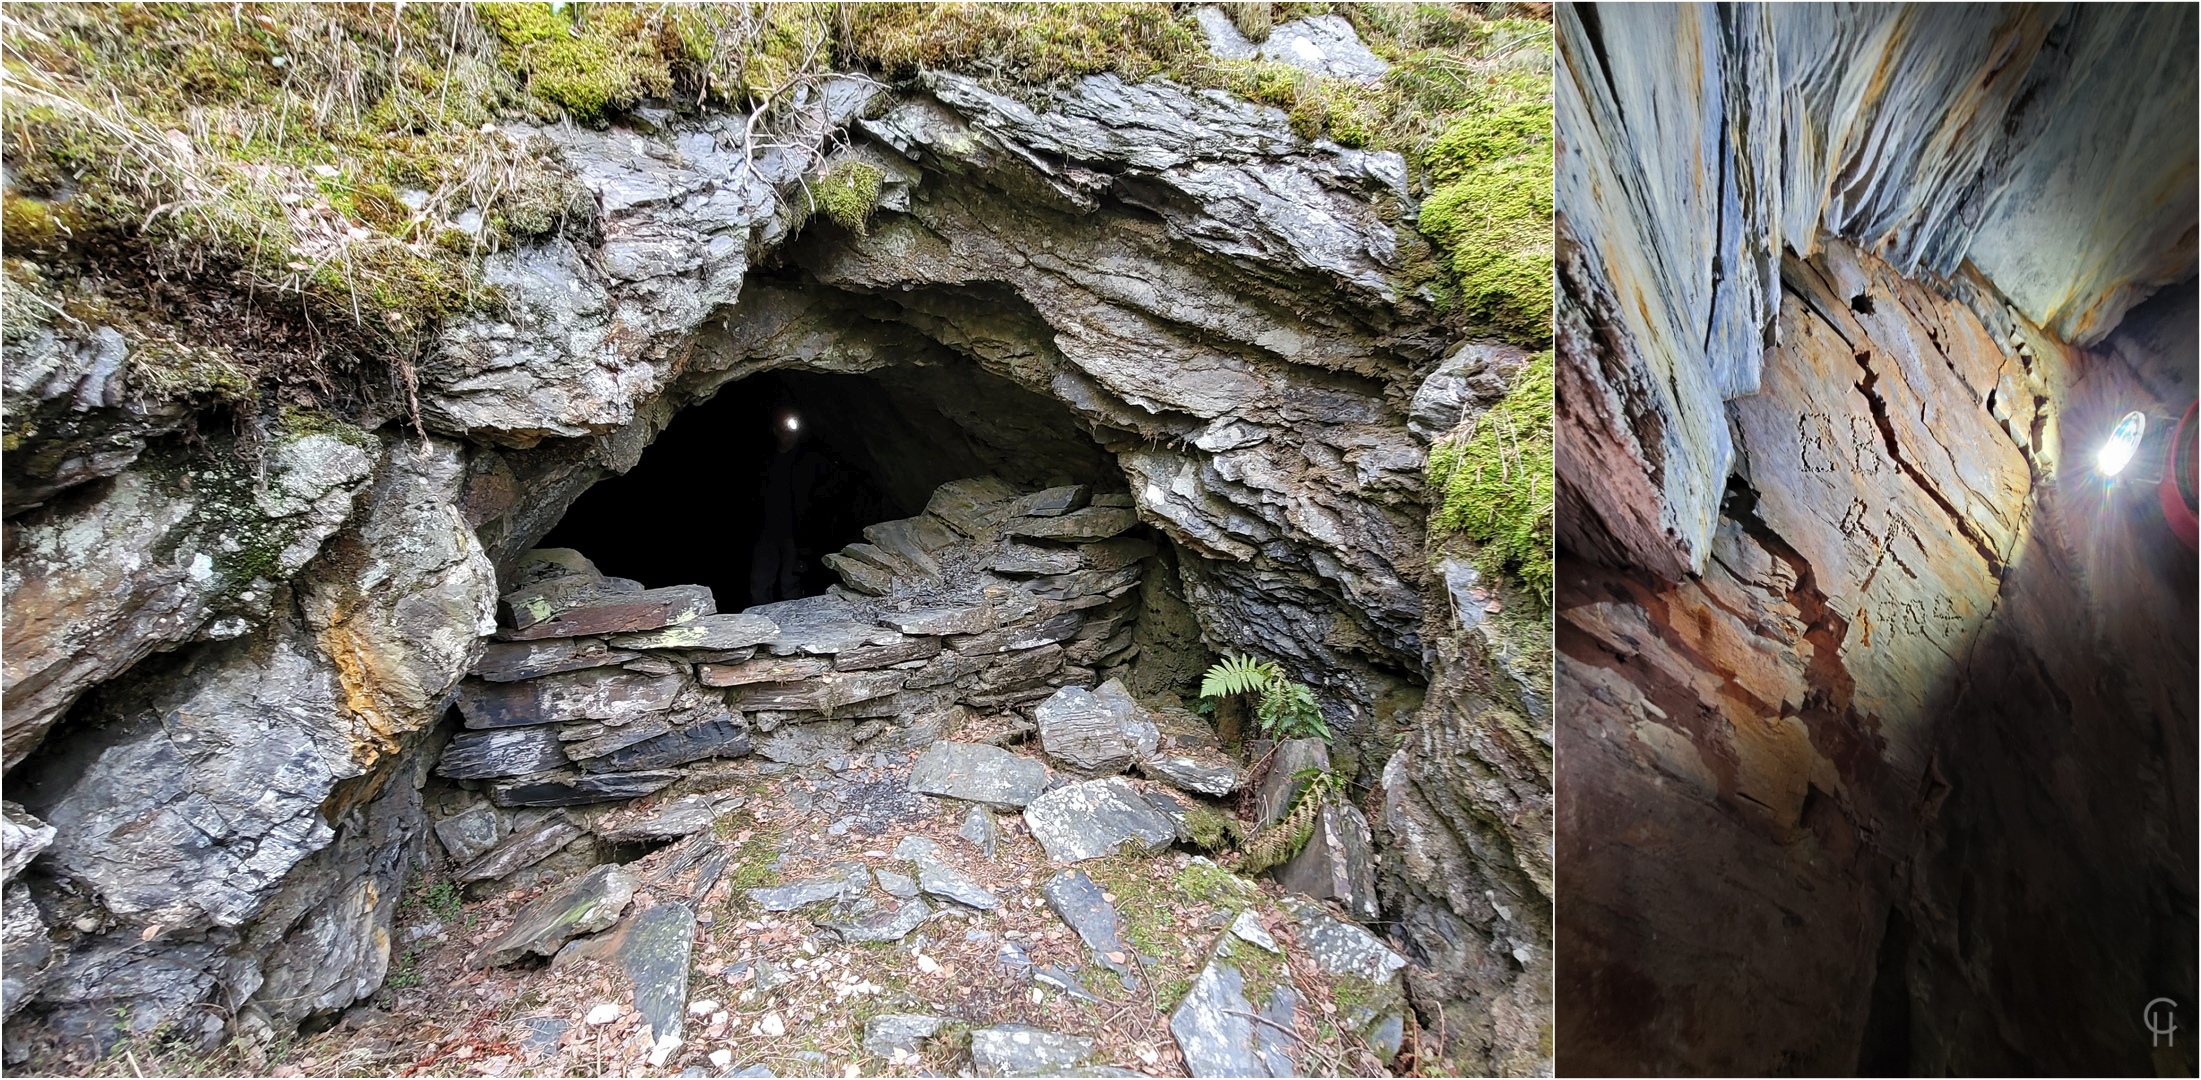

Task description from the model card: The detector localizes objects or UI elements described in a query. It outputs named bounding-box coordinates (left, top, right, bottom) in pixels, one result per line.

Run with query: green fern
left=1198, top=653, right=1331, bottom=742
left=1200, top=654, right=1276, bottom=699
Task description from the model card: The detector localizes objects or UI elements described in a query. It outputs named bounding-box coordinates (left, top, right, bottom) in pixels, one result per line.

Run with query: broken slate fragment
left=437, top=726, right=569, bottom=780
left=895, top=835, right=998, bottom=910
left=1035, top=679, right=1158, bottom=774
left=1023, top=778, right=1176, bottom=862
left=746, top=594, right=904, bottom=656
left=473, top=863, right=639, bottom=968
left=489, top=768, right=679, bottom=807
left=1137, top=753, right=1244, bottom=797
left=699, top=656, right=833, bottom=686
left=456, top=813, right=584, bottom=883
left=969, top=1024, right=1095, bottom=1078
left=1274, top=801, right=1380, bottom=922
left=875, top=868, right=919, bottom=899
left=747, top=863, right=870, bottom=912
left=582, top=714, right=752, bottom=772
left=862, top=1013, right=946, bottom=1057
left=907, top=742, right=1050, bottom=808
left=816, top=895, right=930, bottom=943
left=1041, top=870, right=1133, bottom=974
left=503, top=584, right=716, bottom=641
left=958, top=803, right=1001, bottom=858
left=1004, top=506, right=1139, bottom=543
left=472, top=638, right=638, bottom=682
left=924, top=476, right=1024, bottom=537
left=594, top=794, right=722, bottom=844
left=1169, top=932, right=1301, bottom=1078
left=881, top=604, right=998, bottom=636
left=457, top=670, right=685, bottom=728
left=610, top=613, right=779, bottom=652
left=1285, top=897, right=1408, bottom=1062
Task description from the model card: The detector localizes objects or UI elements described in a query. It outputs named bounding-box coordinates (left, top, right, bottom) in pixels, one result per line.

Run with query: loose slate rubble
left=1023, top=778, right=1177, bottom=862
left=959, top=803, right=1001, bottom=857
left=907, top=742, right=1050, bottom=808
left=490, top=769, right=680, bottom=808
left=474, top=863, right=639, bottom=968
left=969, top=1024, right=1097, bottom=1077
left=895, top=835, right=999, bottom=910
left=1138, top=753, right=1243, bottom=797
left=505, top=584, right=717, bottom=641
left=473, top=638, right=638, bottom=682
left=817, top=895, right=931, bottom=943
left=585, top=713, right=752, bottom=772
left=609, top=613, right=779, bottom=651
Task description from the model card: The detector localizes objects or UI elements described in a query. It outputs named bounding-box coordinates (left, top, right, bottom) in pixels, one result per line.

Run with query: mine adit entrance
left=542, top=366, right=1120, bottom=608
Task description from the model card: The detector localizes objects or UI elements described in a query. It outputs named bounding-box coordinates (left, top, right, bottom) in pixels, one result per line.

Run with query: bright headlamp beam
left=2097, top=410, right=2146, bottom=476
left=784, top=416, right=800, bottom=432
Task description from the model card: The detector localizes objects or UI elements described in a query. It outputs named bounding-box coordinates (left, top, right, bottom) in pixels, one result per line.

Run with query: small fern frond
left=1200, top=654, right=1275, bottom=700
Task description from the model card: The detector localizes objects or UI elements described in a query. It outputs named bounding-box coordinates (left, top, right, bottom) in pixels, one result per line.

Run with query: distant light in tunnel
left=784, top=414, right=801, bottom=432
left=2096, top=411, right=2146, bottom=476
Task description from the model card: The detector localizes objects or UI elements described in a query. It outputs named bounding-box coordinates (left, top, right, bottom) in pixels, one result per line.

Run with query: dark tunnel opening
left=540, top=362, right=1122, bottom=610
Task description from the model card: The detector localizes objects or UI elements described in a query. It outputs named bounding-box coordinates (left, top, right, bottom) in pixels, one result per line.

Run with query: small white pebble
left=584, top=1003, right=620, bottom=1026
left=687, top=999, right=720, bottom=1017
left=760, top=1013, right=786, bottom=1037
left=709, top=1049, right=734, bottom=1068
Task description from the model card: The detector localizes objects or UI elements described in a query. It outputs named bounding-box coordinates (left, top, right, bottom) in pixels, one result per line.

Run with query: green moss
left=1427, top=350, right=1554, bottom=603
left=1173, top=859, right=1257, bottom=905
left=1416, top=88, right=1553, bottom=344
left=1179, top=803, right=1243, bottom=852
left=480, top=3, right=672, bottom=125
left=813, top=160, right=885, bottom=235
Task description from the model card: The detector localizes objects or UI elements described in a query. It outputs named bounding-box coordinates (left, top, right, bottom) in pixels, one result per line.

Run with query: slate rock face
left=582, top=714, right=752, bottom=772
left=1274, top=802, right=1380, bottom=923
left=1040, top=870, right=1133, bottom=973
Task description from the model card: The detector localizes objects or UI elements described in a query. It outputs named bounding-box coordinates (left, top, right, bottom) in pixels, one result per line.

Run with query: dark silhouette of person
left=749, top=411, right=824, bottom=606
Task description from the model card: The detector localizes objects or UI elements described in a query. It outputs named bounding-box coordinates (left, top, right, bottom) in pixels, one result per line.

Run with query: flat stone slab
left=925, top=476, right=1024, bottom=537
left=1010, top=485, right=1089, bottom=517
left=823, top=552, right=898, bottom=596
left=881, top=604, right=998, bottom=636
left=835, top=637, right=941, bottom=672
left=610, top=613, right=779, bottom=652
left=1078, top=537, right=1157, bottom=571
left=619, top=902, right=697, bottom=1064
left=438, top=726, right=570, bottom=780
left=582, top=713, right=752, bottom=772
left=1255, top=738, right=1331, bottom=828
left=950, top=611, right=1084, bottom=655
left=474, top=863, right=638, bottom=968
left=457, top=670, right=685, bottom=728
left=745, top=595, right=903, bottom=656
left=595, top=794, right=722, bottom=844
left=1042, top=870, right=1132, bottom=972
left=1026, top=564, right=1143, bottom=602
left=562, top=714, right=674, bottom=761
left=971, top=643, right=1066, bottom=691
left=1285, top=897, right=1406, bottom=1061
left=1138, top=753, right=1244, bottom=797
left=991, top=542, right=1085, bottom=576
left=456, top=813, right=583, bottom=883
left=699, top=656, right=832, bottom=686
left=1004, top=506, right=1138, bottom=543
left=969, top=1024, right=1094, bottom=1077
left=727, top=670, right=906, bottom=712
left=863, top=1013, right=946, bottom=1057
left=472, top=638, right=638, bottom=682
left=863, top=515, right=959, bottom=561
left=1170, top=934, right=1300, bottom=1078
left=490, top=768, right=679, bottom=807
left=1024, top=778, right=1177, bottom=862
left=504, top=584, right=716, bottom=641
left=816, top=895, right=930, bottom=943
left=908, top=742, right=1050, bottom=809
left=748, top=863, right=870, bottom=911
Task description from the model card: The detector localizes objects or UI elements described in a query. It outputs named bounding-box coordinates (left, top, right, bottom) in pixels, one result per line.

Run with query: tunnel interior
left=542, top=362, right=1122, bottom=610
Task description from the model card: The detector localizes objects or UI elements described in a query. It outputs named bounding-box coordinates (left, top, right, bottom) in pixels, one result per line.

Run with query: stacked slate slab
left=431, top=476, right=1153, bottom=807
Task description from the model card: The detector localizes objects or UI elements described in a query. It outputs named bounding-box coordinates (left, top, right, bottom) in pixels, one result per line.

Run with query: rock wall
left=1557, top=3, right=2196, bottom=1073
left=4, top=34, right=1547, bottom=1075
